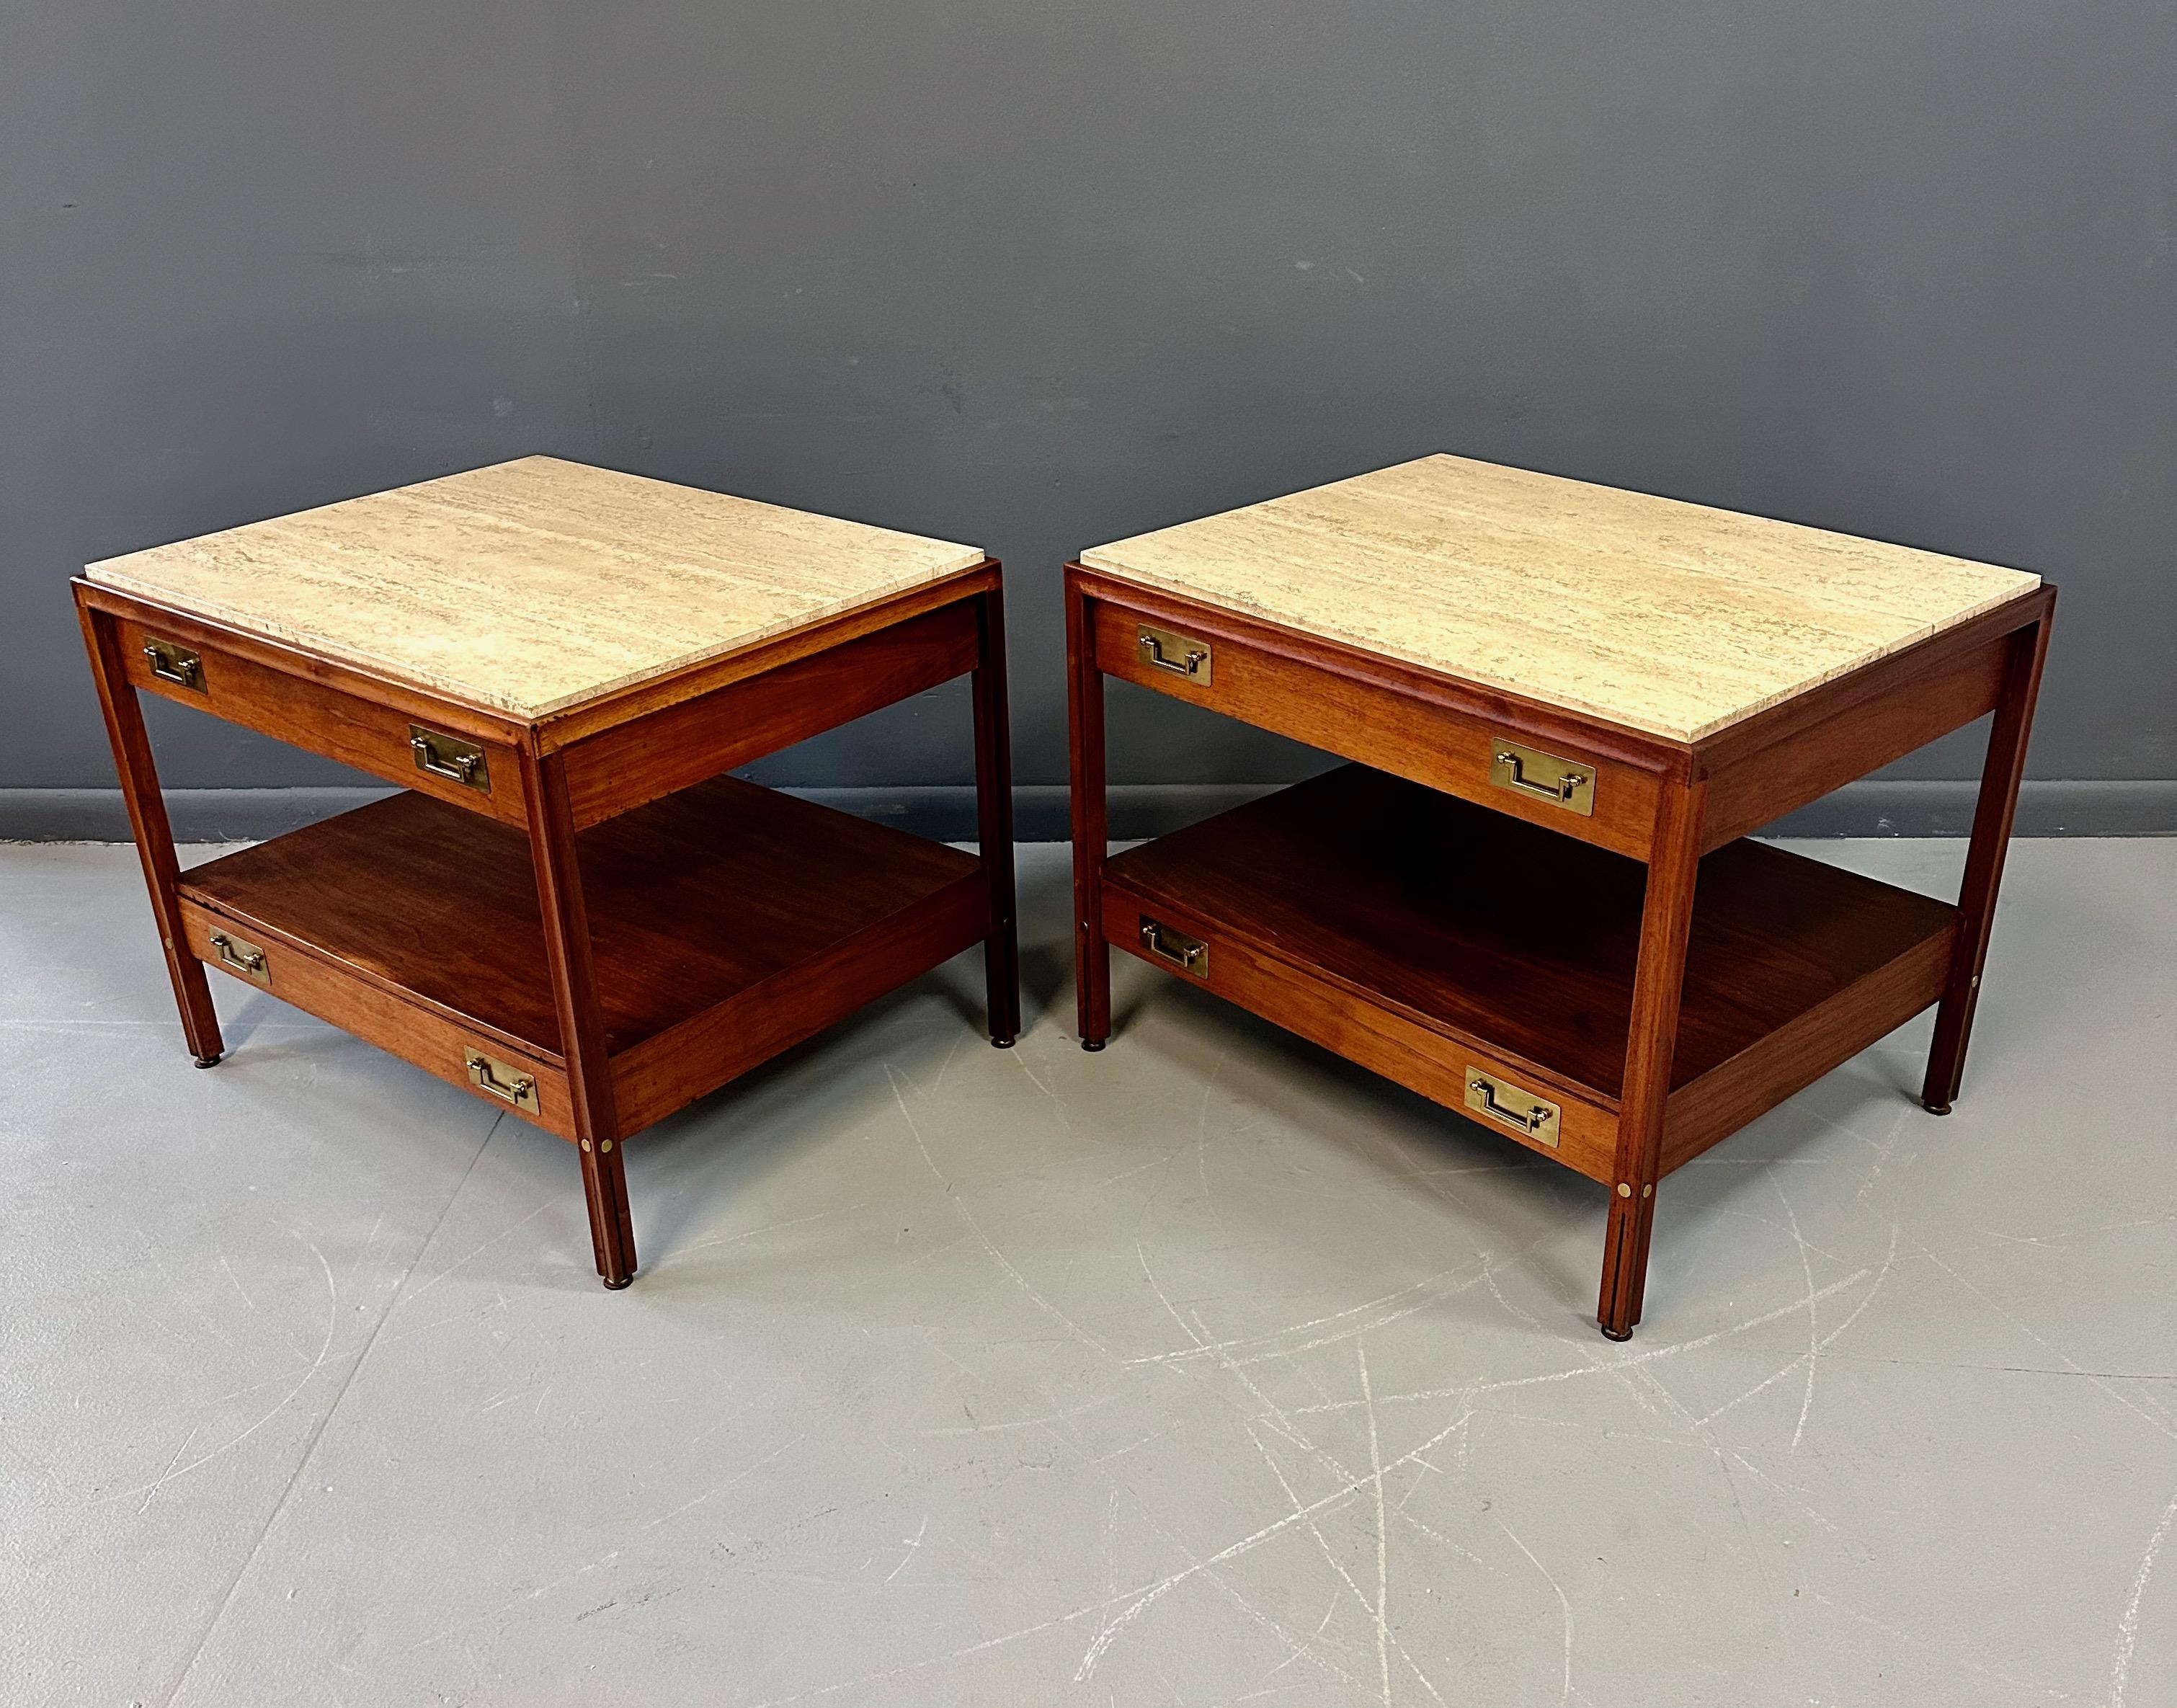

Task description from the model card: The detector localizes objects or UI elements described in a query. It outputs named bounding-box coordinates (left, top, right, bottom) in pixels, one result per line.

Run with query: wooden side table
left=1067, top=453, right=2052, bottom=1339
left=75, top=457, right=1018, bottom=1289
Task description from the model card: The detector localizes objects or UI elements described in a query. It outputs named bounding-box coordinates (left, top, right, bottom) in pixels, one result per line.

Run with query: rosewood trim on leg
left=1598, top=780, right=1707, bottom=1340
left=520, top=747, right=637, bottom=1288
left=972, top=584, right=1021, bottom=1046
left=1921, top=601, right=2054, bottom=1114
left=1066, top=574, right=1111, bottom=1049
left=75, top=597, right=226, bottom=1066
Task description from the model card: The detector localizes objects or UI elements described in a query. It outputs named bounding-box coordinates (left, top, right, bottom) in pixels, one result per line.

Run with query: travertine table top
left=1079, top=454, right=2041, bottom=742
left=86, top=457, right=987, bottom=719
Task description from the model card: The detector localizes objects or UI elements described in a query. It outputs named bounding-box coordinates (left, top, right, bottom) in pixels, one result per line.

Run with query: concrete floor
left=2, top=836, right=2172, bottom=1707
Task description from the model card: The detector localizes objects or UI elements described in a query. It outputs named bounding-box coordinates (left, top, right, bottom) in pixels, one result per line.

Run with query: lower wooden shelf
left=1102, top=766, right=1958, bottom=1182
left=175, top=777, right=989, bottom=1138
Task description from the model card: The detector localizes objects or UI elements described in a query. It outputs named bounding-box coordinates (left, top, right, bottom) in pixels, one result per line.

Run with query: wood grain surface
left=177, top=777, right=983, bottom=1059
left=1100, top=765, right=1958, bottom=1104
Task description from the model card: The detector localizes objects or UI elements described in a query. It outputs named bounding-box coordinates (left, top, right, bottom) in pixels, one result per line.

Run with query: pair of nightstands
left=78, top=455, right=2049, bottom=1335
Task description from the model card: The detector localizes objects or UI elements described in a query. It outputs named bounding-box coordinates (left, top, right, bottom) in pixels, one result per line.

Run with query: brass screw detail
left=580, top=1139, right=592, bottom=1153
left=1643, top=1184, right=1653, bottom=1198
left=1616, top=1183, right=1632, bottom=1198
left=600, top=1139, right=613, bottom=1153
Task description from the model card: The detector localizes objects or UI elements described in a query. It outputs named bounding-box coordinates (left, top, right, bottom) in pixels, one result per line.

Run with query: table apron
left=558, top=598, right=983, bottom=831
left=110, top=607, right=530, bottom=825
left=1085, top=587, right=1667, bottom=860
left=1696, top=615, right=2025, bottom=849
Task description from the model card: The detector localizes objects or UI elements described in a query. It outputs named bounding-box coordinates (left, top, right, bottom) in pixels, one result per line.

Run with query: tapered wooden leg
left=74, top=597, right=225, bottom=1066
left=520, top=747, right=637, bottom=1288
left=1598, top=779, right=1706, bottom=1340
left=1921, top=607, right=2053, bottom=1115
left=1065, top=573, right=1110, bottom=1050
left=971, top=584, right=1021, bottom=1046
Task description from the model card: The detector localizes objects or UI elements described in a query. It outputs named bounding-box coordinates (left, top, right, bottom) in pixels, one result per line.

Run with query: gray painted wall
left=6, top=2, right=2173, bottom=831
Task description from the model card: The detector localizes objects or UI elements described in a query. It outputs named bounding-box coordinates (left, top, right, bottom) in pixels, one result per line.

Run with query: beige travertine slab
left=86, top=457, right=987, bottom=719
left=1079, top=454, right=2041, bottom=742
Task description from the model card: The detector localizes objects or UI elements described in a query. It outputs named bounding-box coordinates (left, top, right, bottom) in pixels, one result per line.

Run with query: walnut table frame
left=1065, top=456, right=2052, bottom=1339
left=74, top=471, right=1017, bottom=1291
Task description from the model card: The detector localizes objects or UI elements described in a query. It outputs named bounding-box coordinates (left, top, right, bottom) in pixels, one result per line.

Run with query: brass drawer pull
left=409, top=725, right=491, bottom=793
left=1465, top=1067, right=1560, bottom=1148
left=208, top=930, right=270, bottom=987
left=463, top=1049, right=540, bottom=1114
left=143, top=637, right=205, bottom=693
left=1139, top=917, right=1209, bottom=979
left=1490, top=737, right=1595, bottom=817
left=1137, top=624, right=1213, bottom=685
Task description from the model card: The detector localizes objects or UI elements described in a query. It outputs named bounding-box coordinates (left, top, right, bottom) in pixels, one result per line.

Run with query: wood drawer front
left=177, top=898, right=574, bottom=1139
left=560, top=598, right=981, bottom=831
left=118, top=616, right=527, bottom=826
left=1088, top=597, right=1659, bottom=859
left=1102, top=884, right=1619, bottom=1182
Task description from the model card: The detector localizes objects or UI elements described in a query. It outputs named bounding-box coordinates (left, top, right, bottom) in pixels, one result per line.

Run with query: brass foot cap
left=1599, top=1325, right=1633, bottom=1342
left=990, top=1036, right=1017, bottom=1049
left=601, top=1275, right=634, bottom=1291
left=193, top=1054, right=223, bottom=1069
left=1923, top=1100, right=1954, bottom=1117
left=1081, top=1038, right=1107, bottom=1053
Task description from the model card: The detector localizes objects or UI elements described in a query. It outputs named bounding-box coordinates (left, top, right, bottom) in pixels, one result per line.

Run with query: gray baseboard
left=808, top=785, right=1287, bottom=843
left=1, top=788, right=404, bottom=843
left=723, top=779, right=2177, bottom=839
left=1758, top=779, right=2176, bottom=837
left=2, top=778, right=2172, bottom=845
